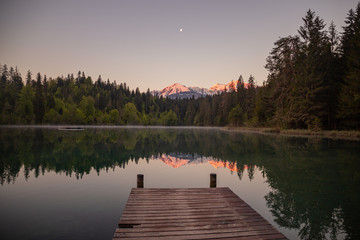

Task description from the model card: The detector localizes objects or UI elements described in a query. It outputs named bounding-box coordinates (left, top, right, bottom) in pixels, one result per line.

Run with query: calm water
left=0, top=126, right=359, bottom=240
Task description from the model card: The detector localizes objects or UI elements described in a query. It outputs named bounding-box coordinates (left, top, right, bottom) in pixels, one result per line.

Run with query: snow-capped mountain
left=210, top=81, right=250, bottom=92
left=160, top=83, right=190, bottom=97
left=189, top=86, right=215, bottom=95
left=152, top=80, right=252, bottom=99
left=151, top=83, right=207, bottom=99
left=209, top=83, right=227, bottom=92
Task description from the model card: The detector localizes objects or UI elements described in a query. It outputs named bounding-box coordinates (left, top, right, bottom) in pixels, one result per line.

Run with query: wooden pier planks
left=113, top=187, right=287, bottom=239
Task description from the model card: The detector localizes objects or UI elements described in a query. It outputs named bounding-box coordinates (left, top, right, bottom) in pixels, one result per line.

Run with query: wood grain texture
left=113, top=187, right=287, bottom=239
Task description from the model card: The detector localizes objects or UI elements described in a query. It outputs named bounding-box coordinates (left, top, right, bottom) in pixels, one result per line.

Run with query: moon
left=179, top=28, right=183, bottom=32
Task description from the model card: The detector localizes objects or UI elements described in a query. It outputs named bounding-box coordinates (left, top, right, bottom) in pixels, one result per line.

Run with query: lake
left=0, top=126, right=359, bottom=240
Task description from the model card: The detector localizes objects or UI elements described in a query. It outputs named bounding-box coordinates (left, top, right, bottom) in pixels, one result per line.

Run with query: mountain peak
left=159, top=83, right=190, bottom=98
left=209, top=83, right=226, bottom=92
left=152, top=80, right=254, bottom=99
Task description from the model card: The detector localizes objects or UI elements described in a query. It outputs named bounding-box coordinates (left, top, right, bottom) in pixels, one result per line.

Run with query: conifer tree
left=295, top=10, right=328, bottom=130
left=323, top=22, right=342, bottom=129
left=246, top=75, right=256, bottom=121
left=13, top=67, right=23, bottom=92
left=34, top=73, right=45, bottom=123
left=265, top=36, right=301, bottom=128
left=236, top=75, right=246, bottom=115
left=0, top=64, right=8, bottom=87
left=338, top=3, right=360, bottom=129
left=26, top=70, right=32, bottom=86
left=0, top=64, right=9, bottom=115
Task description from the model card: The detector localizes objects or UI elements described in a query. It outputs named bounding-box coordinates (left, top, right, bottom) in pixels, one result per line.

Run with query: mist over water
left=0, top=127, right=359, bottom=240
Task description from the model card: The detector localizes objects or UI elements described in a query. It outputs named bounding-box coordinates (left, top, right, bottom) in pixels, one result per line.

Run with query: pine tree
left=13, top=67, right=23, bottom=92
left=246, top=75, right=256, bottom=121
left=236, top=75, right=246, bottom=115
left=26, top=70, right=32, bottom=86
left=294, top=10, right=328, bottom=130
left=1, top=64, right=8, bottom=87
left=34, top=73, right=45, bottom=123
left=43, top=75, right=48, bottom=110
left=265, top=36, right=301, bottom=128
left=338, top=3, right=360, bottom=129
left=323, top=22, right=342, bottom=129
left=0, top=64, right=9, bottom=115
left=76, top=71, right=81, bottom=85
left=134, top=87, right=142, bottom=112
left=253, top=87, right=266, bottom=126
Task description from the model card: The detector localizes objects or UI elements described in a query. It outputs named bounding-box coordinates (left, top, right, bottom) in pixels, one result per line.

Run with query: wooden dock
left=113, top=187, right=287, bottom=239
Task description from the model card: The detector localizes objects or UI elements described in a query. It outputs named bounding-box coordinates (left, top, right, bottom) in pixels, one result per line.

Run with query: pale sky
left=0, top=0, right=358, bottom=91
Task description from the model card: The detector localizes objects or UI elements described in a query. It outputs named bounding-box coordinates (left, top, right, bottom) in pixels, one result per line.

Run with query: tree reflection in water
left=0, top=127, right=359, bottom=239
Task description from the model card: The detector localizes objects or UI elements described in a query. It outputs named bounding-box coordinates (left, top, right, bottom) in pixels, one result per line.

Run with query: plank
left=118, top=217, right=270, bottom=229
left=116, top=222, right=273, bottom=233
left=113, top=230, right=287, bottom=240
left=114, top=226, right=280, bottom=238
left=113, top=187, right=287, bottom=240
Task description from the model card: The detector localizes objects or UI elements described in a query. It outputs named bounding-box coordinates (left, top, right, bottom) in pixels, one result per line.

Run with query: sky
left=0, top=0, right=358, bottom=92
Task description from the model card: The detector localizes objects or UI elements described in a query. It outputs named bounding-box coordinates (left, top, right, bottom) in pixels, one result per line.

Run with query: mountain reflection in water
left=154, top=152, right=249, bottom=173
left=0, top=127, right=359, bottom=240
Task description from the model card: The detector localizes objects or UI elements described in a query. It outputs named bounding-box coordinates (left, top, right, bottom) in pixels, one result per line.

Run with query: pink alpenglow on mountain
left=152, top=80, right=255, bottom=99
left=209, top=83, right=227, bottom=92
left=159, top=83, right=190, bottom=98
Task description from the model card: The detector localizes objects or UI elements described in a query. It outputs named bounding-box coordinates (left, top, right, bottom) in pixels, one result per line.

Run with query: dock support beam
left=137, top=174, right=144, bottom=188
left=210, top=173, right=216, bottom=188
left=137, top=174, right=216, bottom=188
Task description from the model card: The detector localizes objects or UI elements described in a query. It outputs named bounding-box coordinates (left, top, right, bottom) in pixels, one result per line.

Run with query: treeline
left=0, top=63, right=258, bottom=126
left=0, top=69, right=178, bottom=126
left=0, top=4, right=359, bottom=129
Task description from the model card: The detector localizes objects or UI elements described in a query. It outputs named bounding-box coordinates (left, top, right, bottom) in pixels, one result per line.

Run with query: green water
left=0, top=127, right=359, bottom=240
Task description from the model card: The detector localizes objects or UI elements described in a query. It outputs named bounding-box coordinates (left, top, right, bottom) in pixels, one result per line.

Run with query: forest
left=0, top=4, right=359, bottom=130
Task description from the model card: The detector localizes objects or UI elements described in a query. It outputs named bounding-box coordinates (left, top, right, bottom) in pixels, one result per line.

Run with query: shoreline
left=223, top=126, right=360, bottom=141
left=1, top=124, right=359, bottom=141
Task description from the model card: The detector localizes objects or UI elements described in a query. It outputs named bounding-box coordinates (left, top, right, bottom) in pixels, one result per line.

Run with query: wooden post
left=210, top=173, right=216, bottom=188
left=137, top=174, right=144, bottom=188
